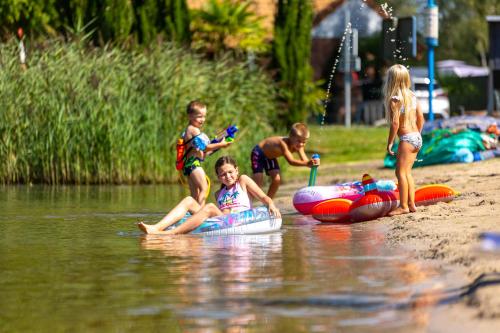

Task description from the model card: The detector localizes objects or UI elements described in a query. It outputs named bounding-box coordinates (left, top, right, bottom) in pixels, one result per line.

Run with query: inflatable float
left=168, top=207, right=282, bottom=236
left=414, top=184, right=456, bottom=206
left=311, top=175, right=457, bottom=223
left=293, top=179, right=397, bottom=215
left=311, top=198, right=353, bottom=223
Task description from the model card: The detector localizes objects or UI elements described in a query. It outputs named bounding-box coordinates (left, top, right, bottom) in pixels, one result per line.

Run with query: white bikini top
left=216, top=181, right=252, bottom=213
left=391, top=91, right=417, bottom=114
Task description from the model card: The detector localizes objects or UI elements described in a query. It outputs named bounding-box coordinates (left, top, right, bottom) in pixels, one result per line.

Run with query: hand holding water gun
left=308, top=154, right=320, bottom=186
left=307, top=153, right=320, bottom=167
left=212, top=125, right=238, bottom=144
left=208, top=125, right=238, bottom=154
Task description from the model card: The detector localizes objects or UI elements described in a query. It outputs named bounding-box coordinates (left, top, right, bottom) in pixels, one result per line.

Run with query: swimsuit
left=392, top=93, right=422, bottom=150
left=399, top=132, right=423, bottom=150
left=181, top=131, right=210, bottom=176
left=217, top=181, right=252, bottom=213
left=183, top=156, right=203, bottom=176
left=391, top=93, right=417, bottom=114
left=251, top=145, right=280, bottom=175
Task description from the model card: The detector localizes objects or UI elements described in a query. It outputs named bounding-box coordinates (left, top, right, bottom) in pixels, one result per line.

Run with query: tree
left=0, top=0, right=59, bottom=37
left=438, top=0, right=500, bottom=66
left=375, top=0, right=500, bottom=65
left=190, top=0, right=267, bottom=58
left=133, top=0, right=159, bottom=45
left=102, top=0, right=135, bottom=43
left=273, top=0, right=320, bottom=125
left=164, top=0, right=191, bottom=44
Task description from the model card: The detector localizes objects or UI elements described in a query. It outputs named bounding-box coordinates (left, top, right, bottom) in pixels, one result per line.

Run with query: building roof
left=312, top=0, right=390, bottom=38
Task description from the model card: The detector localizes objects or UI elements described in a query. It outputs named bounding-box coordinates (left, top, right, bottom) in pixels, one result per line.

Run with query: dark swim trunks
left=250, top=145, right=280, bottom=175
left=183, top=156, right=203, bottom=176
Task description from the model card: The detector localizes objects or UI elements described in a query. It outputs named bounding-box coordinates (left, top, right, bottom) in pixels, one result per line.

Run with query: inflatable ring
left=169, top=207, right=282, bottom=236
left=415, top=184, right=456, bottom=206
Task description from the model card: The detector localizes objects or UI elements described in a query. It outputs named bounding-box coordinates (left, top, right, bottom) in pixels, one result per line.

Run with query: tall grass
left=0, top=39, right=278, bottom=184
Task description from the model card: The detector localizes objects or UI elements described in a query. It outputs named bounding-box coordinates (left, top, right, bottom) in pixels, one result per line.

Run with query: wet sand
left=278, top=158, right=500, bottom=331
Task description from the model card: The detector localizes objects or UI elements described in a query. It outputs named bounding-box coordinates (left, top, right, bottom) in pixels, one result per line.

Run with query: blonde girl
left=384, top=64, right=425, bottom=216
left=138, top=156, right=281, bottom=235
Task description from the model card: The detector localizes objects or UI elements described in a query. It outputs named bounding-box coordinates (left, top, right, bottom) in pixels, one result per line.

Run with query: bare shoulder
left=261, top=136, right=283, bottom=145
left=280, top=136, right=293, bottom=150
left=186, top=125, right=200, bottom=136
left=238, top=174, right=253, bottom=185
left=389, top=98, right=401, bottom=112
left=390, top=96, right=401, bottom=104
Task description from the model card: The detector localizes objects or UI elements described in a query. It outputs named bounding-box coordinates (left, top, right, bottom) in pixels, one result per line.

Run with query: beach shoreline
left=278, top=158, right=500, bottom=331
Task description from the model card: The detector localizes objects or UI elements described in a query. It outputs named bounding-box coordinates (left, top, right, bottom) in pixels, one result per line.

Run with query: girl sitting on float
left=138, top=156, right=281, bottom=234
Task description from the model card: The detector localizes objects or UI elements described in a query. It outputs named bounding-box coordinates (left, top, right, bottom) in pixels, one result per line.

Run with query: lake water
left=0, top=185, right=450, bottom=332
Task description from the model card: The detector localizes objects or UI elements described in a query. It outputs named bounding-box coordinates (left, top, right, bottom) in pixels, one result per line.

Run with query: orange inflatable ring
left=415, top=184, right=457, bottom=206
left=311, top=198, right=352, bottom=223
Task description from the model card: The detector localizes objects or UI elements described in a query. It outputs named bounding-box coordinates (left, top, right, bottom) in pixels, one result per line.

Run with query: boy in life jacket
left=176, top=101, right=233, bottom=205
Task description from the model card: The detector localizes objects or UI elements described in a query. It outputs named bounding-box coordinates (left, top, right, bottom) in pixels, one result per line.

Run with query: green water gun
left=308, top=154, right=320, bottom=186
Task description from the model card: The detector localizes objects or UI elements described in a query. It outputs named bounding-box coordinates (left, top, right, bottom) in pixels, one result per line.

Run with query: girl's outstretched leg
left=138, top=196, right=201, bottom=234
left=161, top=203, right=223, bottom=235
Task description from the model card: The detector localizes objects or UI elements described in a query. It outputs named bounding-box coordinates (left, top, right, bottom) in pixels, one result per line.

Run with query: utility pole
left=425, top=1, right=438, bottom=121
left=344, top=4, right=351, bottom=128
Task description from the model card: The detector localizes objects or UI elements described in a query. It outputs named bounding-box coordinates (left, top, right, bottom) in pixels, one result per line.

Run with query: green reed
left=0, top=39, right=278, bottom=184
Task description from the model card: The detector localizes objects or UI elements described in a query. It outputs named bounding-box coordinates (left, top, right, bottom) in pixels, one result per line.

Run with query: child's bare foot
left=137, top=222, right=159, bottom=234
left=388, top=207, right=410, bottom=216
left=409, top=203, right=417, bottom=213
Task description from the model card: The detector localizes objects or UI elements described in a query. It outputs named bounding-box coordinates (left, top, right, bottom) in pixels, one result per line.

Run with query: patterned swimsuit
left=393, top=93, right=422, bottom=150
left=216, top=181, right=252, bottom=213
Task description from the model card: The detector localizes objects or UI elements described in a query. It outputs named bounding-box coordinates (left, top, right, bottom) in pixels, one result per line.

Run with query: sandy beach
left=278, top=158, right=500, bottom=331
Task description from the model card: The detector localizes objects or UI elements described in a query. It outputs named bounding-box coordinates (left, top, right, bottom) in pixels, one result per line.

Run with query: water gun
left=190, top=125, right=238, bottom=155
left=308, top=154, right=320, bottom=186
left=212, top=125, right=238, bottom=144
left=208, top=125, right=238, bottom=154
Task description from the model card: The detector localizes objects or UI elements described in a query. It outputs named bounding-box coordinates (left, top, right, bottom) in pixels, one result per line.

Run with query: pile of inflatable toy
left=384, top=115, right=500, bottom=168
left=293, top=174, right=457, bottom=223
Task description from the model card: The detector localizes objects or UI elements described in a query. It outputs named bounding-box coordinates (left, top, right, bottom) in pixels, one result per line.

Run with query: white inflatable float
left=170, top=206, right=282, bottom=236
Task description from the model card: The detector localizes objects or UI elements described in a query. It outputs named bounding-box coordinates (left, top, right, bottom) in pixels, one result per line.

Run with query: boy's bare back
left=258, top=136, right=290, bottom=159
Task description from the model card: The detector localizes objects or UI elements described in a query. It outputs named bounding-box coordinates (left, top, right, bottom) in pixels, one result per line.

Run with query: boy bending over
left=250, top=123, right=320, bottom=198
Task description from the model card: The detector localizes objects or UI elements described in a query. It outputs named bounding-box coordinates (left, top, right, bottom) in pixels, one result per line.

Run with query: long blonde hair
left=383, top=64, right=415, bottom=126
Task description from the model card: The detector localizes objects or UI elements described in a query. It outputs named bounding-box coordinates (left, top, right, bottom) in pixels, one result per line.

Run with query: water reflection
left=137, top=218, right=441, bottom=332
left=139, top=233, right=284, bottom=332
